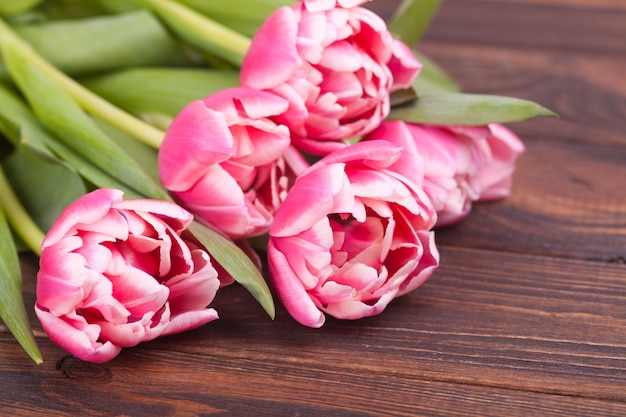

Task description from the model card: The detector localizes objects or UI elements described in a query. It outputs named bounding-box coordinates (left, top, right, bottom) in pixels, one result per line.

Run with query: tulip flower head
left=364, top=122, right=526, bottom=227
left=34, top=189, right=221, bottom=363
left=159, top=87, right=292, bottom=239
left=268, top=140, right=439, bottom=327
left=241, top=0, right=421, bottom=155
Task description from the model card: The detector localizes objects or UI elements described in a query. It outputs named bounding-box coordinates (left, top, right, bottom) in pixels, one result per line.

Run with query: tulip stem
left=0, top=18, right=165, bottom=149
left=0, top=166, right=45, bottom=256
left=129, top=0, right=252, bottom=67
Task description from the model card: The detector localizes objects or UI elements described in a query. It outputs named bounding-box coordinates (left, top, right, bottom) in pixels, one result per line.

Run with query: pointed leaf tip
left=388, top=92, right=558, bottom=126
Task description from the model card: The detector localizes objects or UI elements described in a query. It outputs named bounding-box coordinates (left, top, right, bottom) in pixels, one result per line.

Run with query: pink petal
left=388, top=39, right=422, bottom=91
left=270, top=164, right=346, bottom=237
left=159, top=101, right=233, bottom=191
left=35, top=307, right=121, bottom=363
left=229, top=125, right=291, bottom=167
left=318, top=41, right=363, bottom=71
left=268, top=241, right=325, bottom=328
left=271, top=221, right=334, bottom=289
left=166, top=249, right=220, bottom=310
left=241, top=7, right=300, bottom=90
left=98, top=316, right=152, bottom=348
left=364, top=121, right=426, bottom=187
left=203, top=87, right=290, bottom=120
left=36, top=237, right=90, bottom=316
left=161, top=308, right=219, bottom=336
left=42, top=189, right=122, bottom=249
left=113, top=199, right=193, bottom=233
left=324, top=288, right=397, bottom=320
left=317, top=140, right=402, bottom=169
left=108, top=266, right=169, bottom=319
left=397, top=230, right=440, bottom=296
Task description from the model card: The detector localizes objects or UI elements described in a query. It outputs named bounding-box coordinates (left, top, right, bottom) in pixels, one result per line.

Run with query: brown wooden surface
left=2, top=0, right=626, bottom=415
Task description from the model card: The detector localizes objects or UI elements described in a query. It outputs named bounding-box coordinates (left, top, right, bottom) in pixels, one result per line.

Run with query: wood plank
left=2, top=340, right=626, bottom=417
left=504, top=0, right=626, bottom=8
left=422, top=0, right=626, bottom=55
left=6, top=247, right=626, bottom=415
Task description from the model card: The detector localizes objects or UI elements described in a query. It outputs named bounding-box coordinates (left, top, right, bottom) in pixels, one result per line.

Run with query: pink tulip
left=159, top=87, right=292, bottom=239
left=364, top=122, right=525, bottom=227
left=268, top=140, right=439, bottom=327
left=241, top=0, right=421, bottom=155
left=34, top=189, right=221, bottom=363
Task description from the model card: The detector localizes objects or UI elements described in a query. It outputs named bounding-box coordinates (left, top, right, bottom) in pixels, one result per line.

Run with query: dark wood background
left=2, top=0, right=626, bottom=415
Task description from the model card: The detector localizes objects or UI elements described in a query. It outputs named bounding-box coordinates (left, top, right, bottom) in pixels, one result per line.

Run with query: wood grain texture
left=3, top=0, right=626, bottom=416
left=4, top=247, right=626, bottom=416
left=422, top=0, right=626, bottom=54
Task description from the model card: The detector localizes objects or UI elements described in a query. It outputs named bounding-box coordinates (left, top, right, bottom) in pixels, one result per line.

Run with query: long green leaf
left=0, top=82, right=53, bottom=156
left=176, top=0, right=292, bottom=36
left=18, top=11, right=190, bottom=72
left=33, top=0, right=111, bottom=19
left=0, top=82, right=143, bottom=199
left=189, top=222, right=275, bottom=319
left=1, top=33, right=169, bottom=201
left=4, top=146, right=86, bottom=233
left=388, top=0, right=443, bottom=46
left=82, top=67, right=240, bottom=127
left=125, top=0, right=251, bottom=67
left=93, top=118, right=160, bottom=183
left=388, top=92, right=557, bottom=126
left=0, top=0, right=42, bottom=16
left=0, top=17, right=165, bottom=149
left=0, top=11, right=191, bottom=80
left=0, top=169, right=42, bottom=364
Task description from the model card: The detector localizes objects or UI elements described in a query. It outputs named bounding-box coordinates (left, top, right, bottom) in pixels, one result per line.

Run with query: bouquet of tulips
left=0, top=0, right=554, bottom=364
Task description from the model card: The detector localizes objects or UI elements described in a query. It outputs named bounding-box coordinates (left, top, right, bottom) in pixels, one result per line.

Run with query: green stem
left=131, top=0, right=251, bottom=67
left=0, top=166, right=45, bottom=256
left=0, top=18, right=165, bottom=149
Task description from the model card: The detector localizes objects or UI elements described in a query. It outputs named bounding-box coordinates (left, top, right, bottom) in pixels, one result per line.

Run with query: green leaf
left=0, top=171, right=42, bottom=364
left=176, top=0, right=292, bottom=36
left=34, top=0, right=111, bottom=19
left=189, top=221, right=275, bottom=319
left=0, top=10, right=191, bottom=79
left=388, top=0, right=443, bottom=46
left=0, top=17, right=165, bottom=150
left=0, top=0, right=42, bottom=16
left=0, top=82, right=53, bottom=156
left=1, top=33, right=169, bottom=201
left=82, top=67, right=240, bottom=125
left=93, top=118, right=160, bottom=184
left=388, top=92, right=558, bottom=126
left=0, top=82, right=142, bottom=199
left=123, top=0, right=251, bottom=68
left=4, top=146, right=86, bottom=233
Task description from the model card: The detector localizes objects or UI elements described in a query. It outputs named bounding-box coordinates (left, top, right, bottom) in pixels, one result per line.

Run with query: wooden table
left=2, top=0, right=626, bottom=415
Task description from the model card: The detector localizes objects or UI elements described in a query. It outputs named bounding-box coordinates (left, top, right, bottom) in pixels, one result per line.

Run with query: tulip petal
left=161, top=308, right=219, bottom=337
left=166, top=250, right=219, bottom=310
left=268, top=241, right=325, bottom=328
left=270, top=164, right=346, bottom=237
left=159, top=101, right=233, bottom=191
left=35, top=307, right=121, bottom=363
left=240, top=7, right=300, bottom=90
left=108, top=266, right=170, bottom=319
left=36, top=237, right=90, bottom=316
left=42, top=188, right=121, bottom=249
